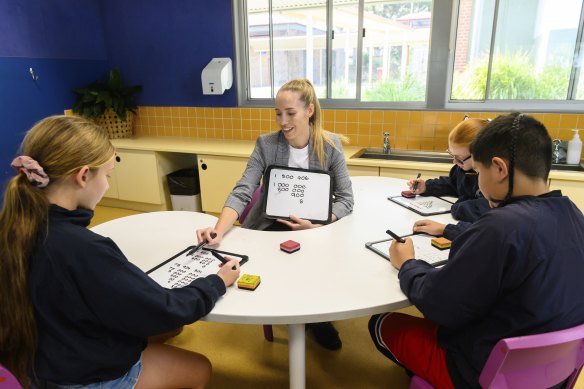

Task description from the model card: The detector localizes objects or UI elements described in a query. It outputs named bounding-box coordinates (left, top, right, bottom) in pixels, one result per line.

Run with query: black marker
left=412, top=173, right=422, bottom=192
left=187, top=232, right=217, bottom=256
left=386, top=229, right=406, bottom=243
left=210, top=250, right=237, bottom=270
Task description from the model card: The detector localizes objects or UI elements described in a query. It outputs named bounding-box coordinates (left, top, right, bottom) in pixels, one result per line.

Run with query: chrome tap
left=383, top=132, right=391, bottom=154
left=553, top=139, right=561, bottom=164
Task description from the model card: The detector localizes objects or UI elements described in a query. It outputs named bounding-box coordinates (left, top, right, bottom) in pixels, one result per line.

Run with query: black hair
left=470, top=112, right=551, bottom=201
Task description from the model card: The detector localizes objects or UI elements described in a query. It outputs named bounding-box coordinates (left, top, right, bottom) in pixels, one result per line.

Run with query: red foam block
left=280, top=240, right=300, bottom=253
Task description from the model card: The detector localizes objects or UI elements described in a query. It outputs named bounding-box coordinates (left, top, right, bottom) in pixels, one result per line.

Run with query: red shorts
left=369, top=312, right=454, bottom=389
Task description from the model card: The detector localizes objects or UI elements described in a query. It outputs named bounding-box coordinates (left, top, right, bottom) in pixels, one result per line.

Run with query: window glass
left=577, top=41, right=584, bottom=99
left=247, top=0, right=272, bottom=98
left=451, top=0, right=583, bottom=101
left=331, top=0, right=359, bottom=98
left=271, top=0, right=327, bottom=97
left=361, top=0, right=432, bottom=102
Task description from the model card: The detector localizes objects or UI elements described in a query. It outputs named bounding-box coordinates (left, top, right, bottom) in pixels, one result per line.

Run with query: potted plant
left=72, top=69, right=142, bottom=139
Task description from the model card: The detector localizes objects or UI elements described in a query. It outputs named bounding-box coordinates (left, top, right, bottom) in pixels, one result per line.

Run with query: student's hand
left=389, top=238, right=415, bottom=270
left=196, top=227, right=222, bottom=246
left=408, top=179, right=426, bottom=194
left=276, top=215, right=322, bottom=230
left=217, top=257, right=240, bottom=287
left=412, top=220, right=446, bottom=236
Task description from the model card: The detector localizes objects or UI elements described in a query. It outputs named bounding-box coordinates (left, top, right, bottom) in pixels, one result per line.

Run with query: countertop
left=111, top=136, right=584, bottom=182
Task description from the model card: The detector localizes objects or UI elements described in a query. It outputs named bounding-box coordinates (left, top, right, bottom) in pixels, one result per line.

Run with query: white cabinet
left=348, top=165, right=379, bottom=176
left=102, top=149, right=195, bottom=211
left=549, top=179, right=584, bottom=211
left=198, top=154, right=248, bottom=214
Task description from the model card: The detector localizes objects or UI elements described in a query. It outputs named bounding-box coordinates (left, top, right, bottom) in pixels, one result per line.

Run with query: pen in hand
left=412, top=173, right=422, bottom=192
left=187, top=232, right=217, bottom=256
left=386, top=229, right=406, bottom=243
left=210, top=250, right=237, bottom=270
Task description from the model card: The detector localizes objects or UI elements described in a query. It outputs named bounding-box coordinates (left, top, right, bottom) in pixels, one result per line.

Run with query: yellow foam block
left=237, top=274, right=261, bottom=290
left=431, top=237, right=452, bottom=250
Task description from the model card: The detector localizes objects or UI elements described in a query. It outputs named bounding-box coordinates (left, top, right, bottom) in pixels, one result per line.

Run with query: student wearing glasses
left=407, top=117, right=490, bottom=240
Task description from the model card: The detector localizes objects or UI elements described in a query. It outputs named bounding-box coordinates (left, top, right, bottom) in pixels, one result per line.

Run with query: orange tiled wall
left=133, top=107, right=584, bottom=152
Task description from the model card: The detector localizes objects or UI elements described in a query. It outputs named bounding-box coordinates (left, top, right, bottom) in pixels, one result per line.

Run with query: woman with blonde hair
left=408, top=117, right=490, bottom=240
left=0, top=115, right=239, bottom=388
left=197, top=79, right=354, bottom=350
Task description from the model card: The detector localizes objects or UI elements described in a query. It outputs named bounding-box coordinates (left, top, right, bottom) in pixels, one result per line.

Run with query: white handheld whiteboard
left=147, top=247, right=248, bottom=289
left=365, top=233, right=449, bottom=267
left=263, top=165, right=333, bottom=224
left=388, top=195, right=453, bottom=216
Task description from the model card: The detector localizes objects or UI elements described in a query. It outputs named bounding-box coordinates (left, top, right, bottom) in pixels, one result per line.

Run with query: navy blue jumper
left=422, top=165, right=490, bottom=240
left=398, top=191, right=584, bottom=388
left=28, top=205, right=226, bottom=384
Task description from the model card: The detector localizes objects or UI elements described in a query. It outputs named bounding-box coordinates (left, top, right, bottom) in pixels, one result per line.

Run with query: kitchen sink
left=355, top=148, right=452, bottom=163
left=354, top=148, right=584, bottom=172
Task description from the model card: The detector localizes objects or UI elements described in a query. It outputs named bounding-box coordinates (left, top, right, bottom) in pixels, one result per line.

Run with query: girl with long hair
left=0, top=115, right=240, bottom=388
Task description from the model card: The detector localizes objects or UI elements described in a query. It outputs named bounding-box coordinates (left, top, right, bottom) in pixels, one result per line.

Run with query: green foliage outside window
left=451, top=52, right=571, bottom=100
left=363, top=73, right=425, bottom=102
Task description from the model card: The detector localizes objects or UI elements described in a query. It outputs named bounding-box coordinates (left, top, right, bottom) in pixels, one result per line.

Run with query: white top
left=288, top=144, right=309, bottom=169
left=92, top=176, right=456, bottom=325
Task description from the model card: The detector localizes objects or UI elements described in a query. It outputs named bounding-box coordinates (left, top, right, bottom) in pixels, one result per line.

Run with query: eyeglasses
left=446, top=149, right=472, bottom=165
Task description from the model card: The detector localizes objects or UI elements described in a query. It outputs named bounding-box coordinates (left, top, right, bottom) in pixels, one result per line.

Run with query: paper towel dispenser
left=201, top=58, right=233, bottom=95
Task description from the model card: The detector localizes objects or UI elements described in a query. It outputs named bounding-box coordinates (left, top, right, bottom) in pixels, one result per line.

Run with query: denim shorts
left=45, top=357, right=142, bottom=389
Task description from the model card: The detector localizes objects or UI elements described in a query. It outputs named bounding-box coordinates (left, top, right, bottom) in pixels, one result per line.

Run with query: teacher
left=196, top=78, right=354, bottom=350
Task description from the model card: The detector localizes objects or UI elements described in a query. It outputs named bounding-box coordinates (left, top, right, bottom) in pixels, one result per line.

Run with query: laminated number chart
left=147, top=247, right=248, bottom=289
left=365, top=233, right=449, bottom=267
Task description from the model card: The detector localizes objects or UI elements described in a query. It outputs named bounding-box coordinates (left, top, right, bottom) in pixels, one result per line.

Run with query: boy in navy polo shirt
left=369, top=113, right=584, bottom=388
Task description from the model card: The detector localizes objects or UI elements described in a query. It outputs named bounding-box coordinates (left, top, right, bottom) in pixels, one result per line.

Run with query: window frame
left=233, top=0, right=584, bottom=112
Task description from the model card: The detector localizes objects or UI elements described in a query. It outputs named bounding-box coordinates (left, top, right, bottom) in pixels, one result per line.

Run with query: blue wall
left=100, top=0, right=237, bottom=107
left=0, top=0, right=109, bottom=191
left=1, top=0, right=237, bottom=194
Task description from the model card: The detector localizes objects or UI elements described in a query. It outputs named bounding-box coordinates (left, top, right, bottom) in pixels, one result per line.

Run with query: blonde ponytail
left=278, top=79, right=348, bottom=168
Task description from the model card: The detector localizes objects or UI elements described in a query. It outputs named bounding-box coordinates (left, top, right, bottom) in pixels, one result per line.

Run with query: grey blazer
left=224, top=130, right=354, bottom=230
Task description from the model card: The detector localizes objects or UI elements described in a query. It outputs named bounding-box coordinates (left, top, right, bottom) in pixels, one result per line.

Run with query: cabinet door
left=116, top=150, right=162, bottom=204
left=549, top=179, right=583, bottom=211
left=104, top=167, right=119, bottom=199
left=348, top=165, right=379, bottom=176
left=198, top=155, right=248, bottom=213
left=380, top=167, right=447, bottom=180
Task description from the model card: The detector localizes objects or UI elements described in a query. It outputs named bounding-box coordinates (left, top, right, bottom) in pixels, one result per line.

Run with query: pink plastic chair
left=409, top=322, right=584, bottom=389
left=0, top=364, right=23, bottom=389
left=239, top=185, right=273, bottom=342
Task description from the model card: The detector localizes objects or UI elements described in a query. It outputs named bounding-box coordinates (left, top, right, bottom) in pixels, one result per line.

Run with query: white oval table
left=92, top=176, right=455, bottom=389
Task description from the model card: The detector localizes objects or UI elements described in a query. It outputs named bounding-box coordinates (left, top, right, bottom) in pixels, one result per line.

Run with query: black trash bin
left=166, top=168, right=201, bottom=211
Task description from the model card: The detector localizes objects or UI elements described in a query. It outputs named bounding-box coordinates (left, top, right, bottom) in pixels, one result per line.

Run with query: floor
left=91, top=206, right=584, bottom=389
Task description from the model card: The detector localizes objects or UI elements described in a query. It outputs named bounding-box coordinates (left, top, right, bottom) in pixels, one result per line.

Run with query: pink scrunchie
left=11, top=156, right=50, bottom=188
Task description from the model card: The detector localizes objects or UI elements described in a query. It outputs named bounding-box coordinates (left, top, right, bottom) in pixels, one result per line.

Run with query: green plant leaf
left=72, top=69, right=141, bottom=120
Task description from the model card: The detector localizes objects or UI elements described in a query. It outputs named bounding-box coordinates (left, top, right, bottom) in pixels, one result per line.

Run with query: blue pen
left=386, top=229, right=406, bottom=243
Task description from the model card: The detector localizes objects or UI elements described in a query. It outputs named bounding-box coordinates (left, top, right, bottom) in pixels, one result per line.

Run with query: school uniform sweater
left=398, top=191, right=584, bottom=388
left=422, top=165, right=490, bottom=240
left=28, top=205, right=226, bottom=384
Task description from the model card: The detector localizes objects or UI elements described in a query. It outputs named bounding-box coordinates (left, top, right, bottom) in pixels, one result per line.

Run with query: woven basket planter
left=94, top=109, right=134, bottom=139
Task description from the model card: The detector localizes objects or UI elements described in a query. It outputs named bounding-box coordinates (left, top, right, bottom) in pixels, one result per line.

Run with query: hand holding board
left=263, top=165, right=333, bottom=224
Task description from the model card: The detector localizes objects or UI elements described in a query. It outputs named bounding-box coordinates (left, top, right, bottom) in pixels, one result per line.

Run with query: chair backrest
left=479, top=322, right=584, bottom=389
left=0, top=363, right=23, bottom=389
left=239, top=185, right=262, bottom=224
